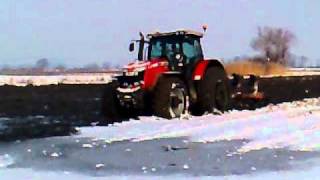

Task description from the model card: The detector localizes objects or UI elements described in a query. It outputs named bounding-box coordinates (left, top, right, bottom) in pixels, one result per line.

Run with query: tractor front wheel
left=152, top=77, right=187, bottom=119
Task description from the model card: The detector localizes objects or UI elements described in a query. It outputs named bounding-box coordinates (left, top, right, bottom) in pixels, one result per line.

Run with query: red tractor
left=102, top=29, right=231, bottom=122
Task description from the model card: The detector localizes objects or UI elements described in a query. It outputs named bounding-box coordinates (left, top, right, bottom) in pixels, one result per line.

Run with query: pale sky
left=0, top=0, right=319, bottom=67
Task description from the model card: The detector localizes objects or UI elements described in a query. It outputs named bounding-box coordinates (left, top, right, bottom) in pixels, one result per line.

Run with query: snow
left=82, top=144, right=94, bottom=148
left=1, top=161, right=320, bottom=180
left=260, top=68, right=320, bottom=77
left=50, top=152, right=60, bottom=158
left=0, top=118, right=10, bottom=131
left=1, top=69, right=320, bottom=86
left=77, top=98, right=320, bottom=153
left=1, top=98, right=320, bottom=179
left=0, top=73, right=112, bottom=86
left=0, top=154, right=14, bottom=168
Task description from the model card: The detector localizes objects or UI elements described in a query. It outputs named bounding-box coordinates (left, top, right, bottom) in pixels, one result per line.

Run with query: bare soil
left=0, top=75, right=319, bottom=140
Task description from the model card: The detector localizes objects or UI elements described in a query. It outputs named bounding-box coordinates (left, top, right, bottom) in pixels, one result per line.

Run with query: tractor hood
left=124, top=61, right=149, bottom=73
left=120, top=58, right=169, bottom=90
left=123, top=58, right=168, bottom=74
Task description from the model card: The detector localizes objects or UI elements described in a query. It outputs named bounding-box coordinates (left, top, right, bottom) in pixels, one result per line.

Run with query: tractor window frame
left=148, top=36, right=183, bottom=60
left=182, top=36, right=204, bottom=64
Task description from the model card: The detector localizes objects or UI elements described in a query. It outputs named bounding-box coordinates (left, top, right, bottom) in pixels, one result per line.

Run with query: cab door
left=182, top=37, right=203, bottom=79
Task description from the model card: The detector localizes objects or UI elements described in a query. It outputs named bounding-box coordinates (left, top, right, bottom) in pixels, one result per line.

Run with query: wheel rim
left=215, top=82, right=228, bottom=111
left=169, top=87, right=185, bottom=118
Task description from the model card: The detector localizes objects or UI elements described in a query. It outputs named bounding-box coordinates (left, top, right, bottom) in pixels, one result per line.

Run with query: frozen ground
left=0, top=69, right=320, bottom=86
left=79, top=98, right=320, bottom=152
left=1, top=98, right=320, bottom=179
left=0, top=73, right=112, bottom=86
left=267, top=68, right=320, bottom=77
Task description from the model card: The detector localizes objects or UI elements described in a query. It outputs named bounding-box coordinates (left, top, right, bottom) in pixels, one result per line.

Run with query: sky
left=0, top=0, right=319, bottom=67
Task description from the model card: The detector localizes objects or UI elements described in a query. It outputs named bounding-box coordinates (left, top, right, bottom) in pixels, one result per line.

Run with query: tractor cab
left=147, top=30, right=204, bottom=72
left=129, top=30, right=204, bottom=73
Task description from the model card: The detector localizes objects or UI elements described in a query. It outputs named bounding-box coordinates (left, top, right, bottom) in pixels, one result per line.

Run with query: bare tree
left=287, top=54, right=297, bottom=67
left=317, top=59, right=320, bottom=68
left=113, top=64, right=122, bottom=69
left=102, top=62, right=111, bottom=70
left=83, top=63, right=100, bottom=71
left=251, top=27, right=296, bottom=65
left=35, top=58, right=49, bottom=69
left=55, top=65, right=66, bottom=72
left=0, top=65, right=10, bottom=74
left=298, top=56, right=308, bottom=67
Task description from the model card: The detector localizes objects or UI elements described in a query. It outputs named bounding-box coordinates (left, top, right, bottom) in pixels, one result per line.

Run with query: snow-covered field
left=0, top=68, right=320, bottom=86
left=281, top=70, right=320, bottom=77
left=261, top=68, right=320, bottom=77
left=1, top=164, right=320, bottom=180
left=79, top=98, right=320, bottom=153
left=1, top=98, right=320, bottom=179
left=0, top=73, right=112, bottom=86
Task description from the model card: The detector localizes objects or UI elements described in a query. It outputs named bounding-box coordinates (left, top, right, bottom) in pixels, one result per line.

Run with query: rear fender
left=192, top=59, right=225, bottom=80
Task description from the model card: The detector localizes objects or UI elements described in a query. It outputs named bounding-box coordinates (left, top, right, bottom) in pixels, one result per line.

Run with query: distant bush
left=225, top=60, right=287, bottom=76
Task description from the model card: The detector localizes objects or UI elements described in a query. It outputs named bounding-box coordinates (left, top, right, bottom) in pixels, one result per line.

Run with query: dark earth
left=0, top=75, right=320, bottom=141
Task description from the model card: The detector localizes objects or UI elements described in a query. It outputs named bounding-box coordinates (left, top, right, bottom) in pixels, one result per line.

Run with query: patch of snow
left=151, top=167, right=157, bottom=172
left=77, top=98, right=320, bottom=153
left=0, top=154, right=14, bottom=168
left=50, top=152, right=60, bottom=158
left=183, top=164, right=190, bottom=170
left=95, top=164, right=105, bottom=169
left=0, top=73, right=112, bottom=86
left=82, top=144, right=93, bottom=148
left=1, top=161, right=320, bottom=180
left=0, top=118, right=10, bottom=131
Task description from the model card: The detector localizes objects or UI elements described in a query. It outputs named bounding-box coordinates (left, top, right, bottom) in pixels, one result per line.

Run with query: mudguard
left=192, top=59, right=225, bottom=80
left=143, top=59, right=169, bottom=90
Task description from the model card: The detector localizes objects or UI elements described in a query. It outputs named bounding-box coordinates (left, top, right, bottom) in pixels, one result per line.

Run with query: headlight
left=125, top=71, right=138, bottom=76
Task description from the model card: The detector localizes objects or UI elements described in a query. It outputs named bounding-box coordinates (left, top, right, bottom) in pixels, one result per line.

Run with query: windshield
left=149, top=40, right=163, bottom=58
left=148, top=38, right=181, bottom=60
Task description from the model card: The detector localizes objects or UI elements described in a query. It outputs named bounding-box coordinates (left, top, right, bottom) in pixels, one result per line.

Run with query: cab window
left=149, top=40, right=162, bottom=58
left=182, top=38, right=202, bottom=64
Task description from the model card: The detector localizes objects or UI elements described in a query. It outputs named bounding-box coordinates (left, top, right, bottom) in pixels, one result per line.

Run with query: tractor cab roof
left=147, top=30, right=203, bottom=39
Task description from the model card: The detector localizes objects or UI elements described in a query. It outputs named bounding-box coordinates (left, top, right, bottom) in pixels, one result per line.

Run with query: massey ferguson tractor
left=102, top=29, right=234, bottom=121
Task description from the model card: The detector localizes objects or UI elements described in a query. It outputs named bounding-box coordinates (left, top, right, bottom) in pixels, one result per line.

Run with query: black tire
left=101, top=81, right=125, bottom=124
left=152, top=76, right=187, bottom=119
left=197, top=66, right=230, bottom=114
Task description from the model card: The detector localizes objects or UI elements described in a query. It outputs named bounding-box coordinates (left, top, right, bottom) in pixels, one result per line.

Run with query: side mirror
left=129, top=42, right=134, bottom=52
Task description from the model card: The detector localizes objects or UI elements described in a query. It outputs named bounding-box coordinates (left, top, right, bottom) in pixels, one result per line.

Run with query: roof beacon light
left=202, top=24, right=208, bottom=33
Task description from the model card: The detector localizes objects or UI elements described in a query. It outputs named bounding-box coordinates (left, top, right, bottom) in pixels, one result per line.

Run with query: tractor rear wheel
left=197, top=66, right=230, bottom=114
left=152, top=77, right=187, bottom=119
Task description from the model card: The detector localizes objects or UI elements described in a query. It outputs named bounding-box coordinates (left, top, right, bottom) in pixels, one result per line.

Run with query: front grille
left=117, top=71, right=144, bottom=88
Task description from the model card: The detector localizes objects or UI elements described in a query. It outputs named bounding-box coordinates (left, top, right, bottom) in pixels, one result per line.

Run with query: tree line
left=0, top=59, right=121, bottom=75
left=1, top=26, right=319, bottom=75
